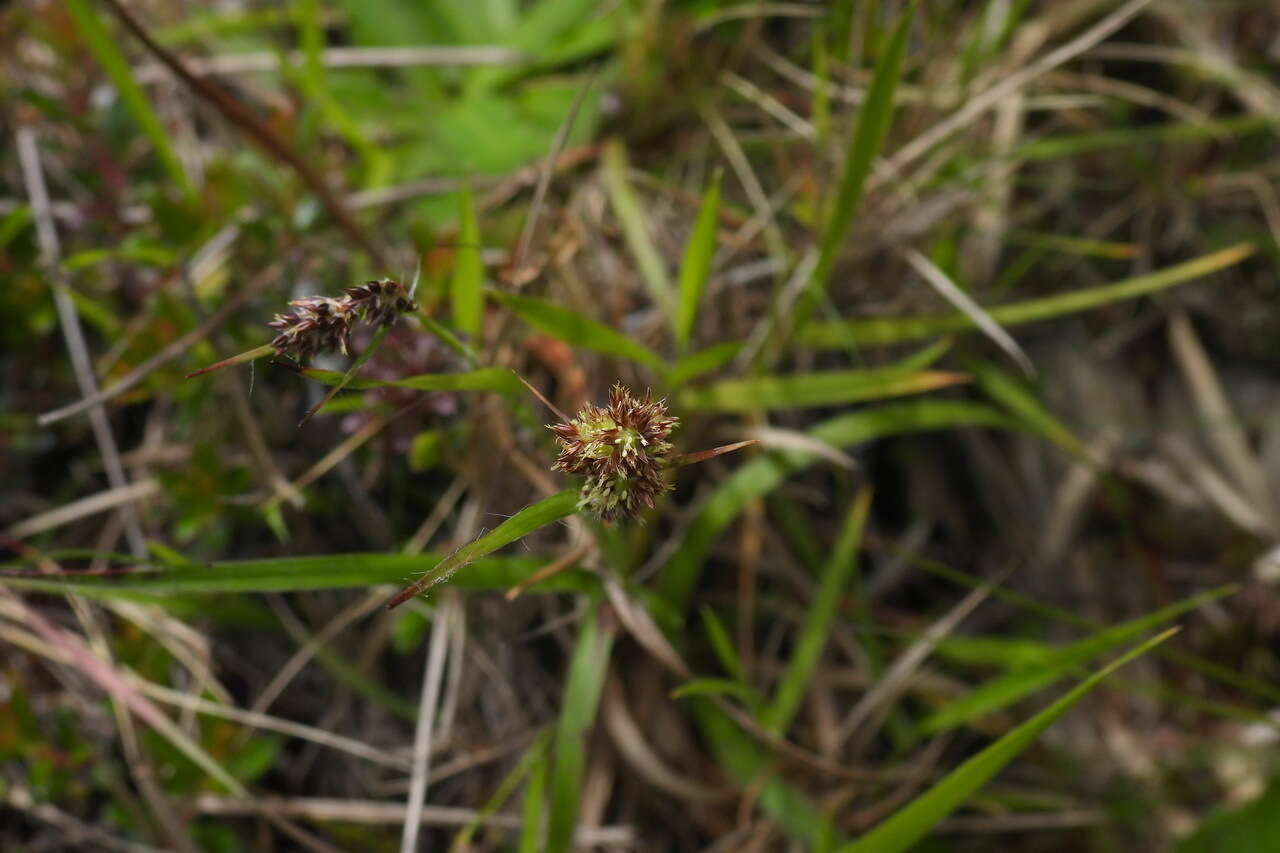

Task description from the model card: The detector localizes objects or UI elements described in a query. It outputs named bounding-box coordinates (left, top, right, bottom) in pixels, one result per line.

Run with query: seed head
left=548, top=384, right=678, bottom=521
left=268, top=296, right=357, bottom=360
left=266, top=278, right=418, bottom=362
left=344, top=278, right=419, bottom=328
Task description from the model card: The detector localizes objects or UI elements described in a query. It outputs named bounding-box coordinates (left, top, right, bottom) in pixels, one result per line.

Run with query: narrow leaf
left=762, top=488, right=872, bottom=734
left=386, top=490, right=581, bottom=607
left=920, top=586, right=1234, bottom=734
left=658, top=401, right=1015, bottom=613
left=804, top=4, right=913, bottom=316
left=678, top=368, right=968, bottom=413
left=838, top=629, right=1177, bottom=853
left=800, top=243, right=1256, bottom=348
left=452, top=183, right=485, bottom=337
left=603, top=138, right=673, bottom=313
left=66, top=0, right=193, bottom=198
left=298, top=366, right=523, bottom=394
left=547, top=605, right=616, bottom=853
left=675, top=170, right=722, bottom=348
left=493, top=290, right=665, bottom=369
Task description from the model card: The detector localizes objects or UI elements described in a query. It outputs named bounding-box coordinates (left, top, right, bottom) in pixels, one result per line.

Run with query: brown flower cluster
left=548, top=384, right=679, bottom=521
left=268, top=278, right=418, bottom=362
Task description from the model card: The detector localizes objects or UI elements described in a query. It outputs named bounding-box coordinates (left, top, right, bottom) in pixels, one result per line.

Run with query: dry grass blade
left=903, top=249, right=1034, bottom=377
left=838, top=572, right=1004, bottom=750
left=5, top=479, right=160, bottom=541
left=1168, top=309, right=1276, bottom=530
left=38, top=269, right=276, bottom=425
left=16, top=127, right=147, bottom=558
left=401, top=592, right=457, bottom=853
left=883, top=0, right=1157, bottom=180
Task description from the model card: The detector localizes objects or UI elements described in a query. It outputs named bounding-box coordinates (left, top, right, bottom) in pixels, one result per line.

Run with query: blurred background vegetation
left=5, top=0, right=1280, bottom=850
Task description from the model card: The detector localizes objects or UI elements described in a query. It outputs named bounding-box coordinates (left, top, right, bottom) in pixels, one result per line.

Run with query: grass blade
left=603, top=138, right=673, bottom=314
left=449, top=732, right=550, bottom=853
left=803, top=4, right=913, bottom=318
left=664, top=341, right=743, bottom=389
left=519, top=739, right=550, bottom=853
left=657, top=401, right=1015, bottom=612
left=298, top=325, right=389, bottom=426
left=452, top=183, right=485, bottom=338
left=800, top=243, right=1256, bottom=348
left=547, top=604, right=617, bottom=853
left=920, top=585, right=1234, bottom=734
left=903, top=248, right=1034, bottom=377
left=675, top=170, right=722, bottom=349
left=0, top=551, right=596, bottom=600
left=762, top=488, right=872, bottom=734
left=838, top=628, right=1178, bottom=852
left=298, top=366, right=523, bottom=394
left=492, top=291, right=665, bottom=369
left=65, top=0, right=193, bottom=198
left=678, top=367, right=968, bottom=413
left=693, top=699, right=844, bottom=847
left=386, top=490, right=581, bottom=607
left=967, top=358, right=1085, bottom=456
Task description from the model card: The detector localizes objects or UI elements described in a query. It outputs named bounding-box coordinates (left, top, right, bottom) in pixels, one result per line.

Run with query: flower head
left=548, top=384, right=678, bottom=521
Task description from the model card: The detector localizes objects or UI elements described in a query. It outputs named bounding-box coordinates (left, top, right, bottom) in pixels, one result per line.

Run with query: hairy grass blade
left=386, top=490, right=580, bottom=607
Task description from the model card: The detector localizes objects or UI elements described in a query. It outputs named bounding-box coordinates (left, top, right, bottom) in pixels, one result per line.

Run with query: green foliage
left=840, top=630, right=1177, bottom=852
left=675, top=170, right=722, bottom=349
left=452, top=183, right=485, bottom=338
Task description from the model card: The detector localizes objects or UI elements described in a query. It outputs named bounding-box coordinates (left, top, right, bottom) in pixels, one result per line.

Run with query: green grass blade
left=799, top=243, right=1256, bottom=348
left=700, top=605, right=746, bottom=683
left=1014, top=115, right=1272, bottom=162
left=669, top=677, right=758, bottom=703
left=547, top=604, right=616, bottom=853
left=677, top=367, right=968, bottom=413
left=804, top=4, right=913, bottom=317
left=299, top=325, right=389, bottom=425
left=65, top=0, right=192, bottom=199
left=966, top=359, right=1085, bottom=456
left=390, top=490, right=581, bottom=603
left=920, top=585, right=1235, bottom=734
left=839, top=629, right=1178, bottom=852
left=603, top=138, right=673, bottom=314
left=657, top=401, right=1015, bottom=613
left=675, top=170, right=722, bottom=349
left=762, top=488, right=872, bottom=734
left=1177, top=777, right=1280, bottom=852
left=0, top=551, right=595, bottom=599
left=492, top=291, right=665, bottom=369
left=299, top=366, right=522, bottom=394
left=693, top=700, right=845, bottom=847
left=519, top=739, right=550, bottom=853
left=664, top=341, right=743, bottom=389
left=452, top=183, right=485, bottom=338
left=450, top=731, right=550, bottom=853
